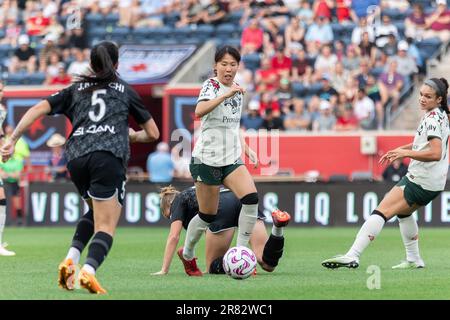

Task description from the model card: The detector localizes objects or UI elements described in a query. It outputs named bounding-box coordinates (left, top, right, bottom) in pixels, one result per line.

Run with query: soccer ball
left=222, top=246, right=257, bottom=280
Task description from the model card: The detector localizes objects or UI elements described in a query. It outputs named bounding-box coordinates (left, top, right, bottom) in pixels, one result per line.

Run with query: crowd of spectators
left=0, top=0, right=448, bottom=131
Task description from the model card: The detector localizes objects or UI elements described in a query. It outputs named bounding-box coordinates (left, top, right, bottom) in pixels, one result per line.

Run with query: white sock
left=398, top=215, right=421, bottom=262
left=236, top=204, right=258, bottom=247
left=346, top=214, right=386, bottom=259
left=183, top=214, right=210, bottom=260
left=0, top=205, right=5, bottom=245
left=272, top=225, right=283, bottom=237
left=82, top=264, right=96, bottom=275
left=66, top=247, right=81, bottom=265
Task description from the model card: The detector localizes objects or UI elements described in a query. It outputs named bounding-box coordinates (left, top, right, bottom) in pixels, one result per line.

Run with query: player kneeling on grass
left=152, top=186, right=290, bottom=276
left=322, top=77, right=450, bottom=270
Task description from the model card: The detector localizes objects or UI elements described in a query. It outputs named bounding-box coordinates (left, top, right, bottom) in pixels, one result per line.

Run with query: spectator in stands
left=374, top=15, right=398, bottom=48
left=241, top=18, right=264, bottom=55
left=406, top=37, right=426, bottom=76
left=67, top=27, right=88, bottom=55
left=26, top=10, right=50, bottom=36
left=312, top=99, right=336, bottom=132
left=45, top=16, right=65, bottom=39
left=147, top=142, right=174, bottom=184
left=423, top=0, right=450, bottom=43
left=259, top=92, right=280, bottom=115
left=41, top=0, right=58, bottom=18
left=336, top=0, right=352, bottom=23
left=46, top=133, right=69, bottom=181
left=405, top=3, right=427, bottom=40
left=262, top=107, right=284, bottom=131
left=350, top=0, right=380, bottom=22
left=136, top=0, right=168, bottom=28
left=241, top=100, right=264, bottom=130
left=46, top=63, right=71, bottom=85
left=351, top=16, right=375, bottom=45
left=317, top=74, right=338, bottom=104
left=271, top=47, right=292, bottom=77
left=353, top=88, right=376, bottom=130
left=8, top=34, right=37, bottom=74
left=283, top=98, right=311, bottom=131
left=284, top=16, right=305, bottom=51
left=390, top=40, right=418, bottom=89
left=342, top=45, right=361, bottom=75
left=263, top=19, right=284, bottom=55
left=275, top=78, right=294, bottom=113
left=313, top=0, right=333, bottom=21
left=39, top=33, right=60, bottom=73
left=44, top=51, right=63, bottom=80
left=378, top=60, right=404, bottom=110
left=366, top=74, right=384, bottom=129
left=355, top=59, right=372, bottom=87
left=382, top=33, right=398, bottom=56
left=197, top=0, right=227, bottom=26
left=359, top=31, right=377, bottom=65
left=380, top=0, right=410, bottom=12
left=308, top=95, right=322, bottom=123
left=343, top=76, right=359, bottom=102
left=255, top=57, right=279, bottom=92
left=335, top=105, right=359, bottom=131
left=290, top=44, right=313, bottom=84
left=297, top=0, right=314, bottom=25
left=330, top=62, right=350, bottom=93
left=382, top=158, right=408, bottom=183
left=0, top=19, right=22, bottom=47
left=253, top=0, right=290, bottom=28
left=176, top=0, right=206, bottom=27
left=0, top=0, right=20, bottom=29
left=304, top=15, right=333, bottom=48
left=67, top=48, right=90, bottom=78
left=314, top=44, right=338, bottom=76
left=333, top=40, right=346, bottom=62
left=118, top=0, right=140, bottom=27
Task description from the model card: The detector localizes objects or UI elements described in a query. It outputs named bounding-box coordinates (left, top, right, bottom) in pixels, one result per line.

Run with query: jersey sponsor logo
left=222, top=116, right=240, bottom=123
left=73, top=124, right=116, bottom=136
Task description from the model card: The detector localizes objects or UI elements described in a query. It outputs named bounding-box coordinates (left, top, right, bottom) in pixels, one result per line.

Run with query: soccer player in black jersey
left=152, top=186, right=290, bottom=276
left=0, top=41, right=159, bottom=294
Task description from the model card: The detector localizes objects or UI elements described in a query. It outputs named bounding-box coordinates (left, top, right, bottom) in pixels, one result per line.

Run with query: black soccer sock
left=262, top=234, right=285, bottom=268
left=85, top=231, right=113, bottom=271
left=209, top=256, right=226, bottom=274
left=71, top=209, right=94, bottom=253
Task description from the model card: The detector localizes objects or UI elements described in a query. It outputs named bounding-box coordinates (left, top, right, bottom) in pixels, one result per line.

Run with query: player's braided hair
left=75, top=41, right=119, bottom=91
left=159, top=186, right=180, bottom=218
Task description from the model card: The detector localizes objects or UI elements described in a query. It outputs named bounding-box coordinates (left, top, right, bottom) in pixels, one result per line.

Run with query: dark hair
left=75, top=41, right=119, bottom=91
left=214, top=46, right=241, bottom=64
left=428, top=78, right=449, bottom=115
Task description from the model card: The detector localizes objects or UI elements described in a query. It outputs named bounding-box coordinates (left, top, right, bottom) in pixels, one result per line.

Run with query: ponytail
left=438, top=77, right=449, bottom=117
left=75, top=41, right=119, bottom=91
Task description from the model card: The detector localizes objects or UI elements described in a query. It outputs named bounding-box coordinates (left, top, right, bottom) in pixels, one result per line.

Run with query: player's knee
left=209, top=256, right=226, bottom=274
left=240, top=192, right=258, bottom=205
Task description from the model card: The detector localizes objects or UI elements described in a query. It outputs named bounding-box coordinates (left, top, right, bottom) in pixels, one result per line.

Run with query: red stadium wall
left=243, top=134, right=415, bottom=179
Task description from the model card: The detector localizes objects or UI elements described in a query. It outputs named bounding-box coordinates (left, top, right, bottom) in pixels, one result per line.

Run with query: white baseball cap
left=436, top=0, right=447, bottom=6
left=397, top=40, right=409, bottom=51
left=18, top=34, right=30, bottom=45
left=248, top=100, right=260, bottom=111
left=320, top=100, right=331, bottom=110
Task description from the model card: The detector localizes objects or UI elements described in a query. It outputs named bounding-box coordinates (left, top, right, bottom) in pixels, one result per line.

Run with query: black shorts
left=4, top=181, right=20, bottom=196
left=67, top=151, right=127, bottom=206
left=208, top=191, right=266, bottom=233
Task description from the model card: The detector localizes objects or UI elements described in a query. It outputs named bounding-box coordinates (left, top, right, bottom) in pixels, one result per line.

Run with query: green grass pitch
left=1, top=226, right=450, bottom=300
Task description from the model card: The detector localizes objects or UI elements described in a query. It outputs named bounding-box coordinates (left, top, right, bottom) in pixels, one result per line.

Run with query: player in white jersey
left=177, top=46, right=260, bottom=276
left=322, top=77, right=450, bottom=270
left=0, top=82, right=15, bottom=256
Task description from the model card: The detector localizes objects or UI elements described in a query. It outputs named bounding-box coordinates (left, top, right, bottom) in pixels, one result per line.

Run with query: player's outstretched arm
left=129, top=118, right=160, bottom=143
left=1, top=100, right=51, bottom=162
left=152, top=220, right=183, bottom=276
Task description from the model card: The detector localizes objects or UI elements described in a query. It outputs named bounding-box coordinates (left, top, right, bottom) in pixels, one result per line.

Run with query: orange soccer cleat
left=177, top=247, right=203, bottom=276
left=271, top=209, right=291, bottom=228
left=58, top=258, right=76, bottom=291
left=78, top=269, right=107, bottom=294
